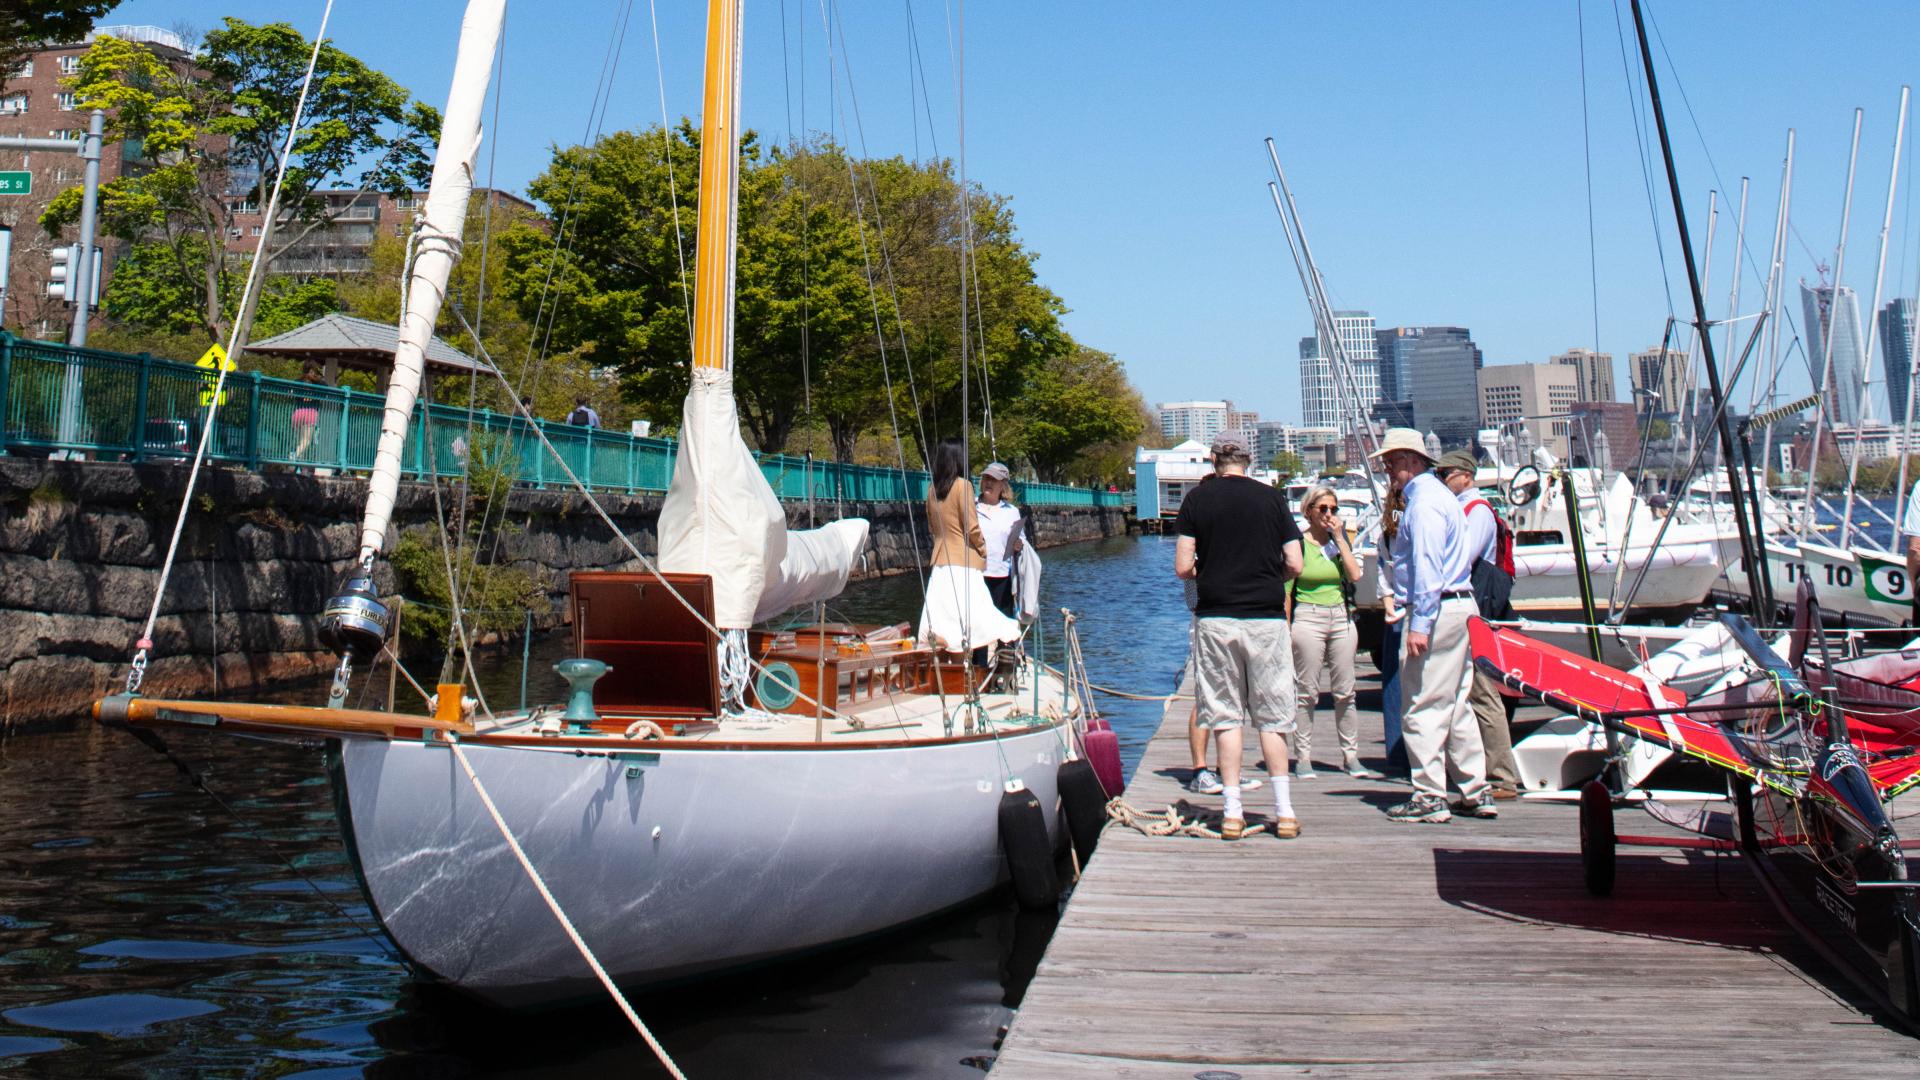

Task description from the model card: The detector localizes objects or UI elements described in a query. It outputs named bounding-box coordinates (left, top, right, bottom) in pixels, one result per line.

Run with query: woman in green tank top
left=1286, top=485, right=1377, bottom=779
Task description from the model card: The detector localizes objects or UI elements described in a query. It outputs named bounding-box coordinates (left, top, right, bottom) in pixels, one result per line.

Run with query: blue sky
left=107, top=1, right=1920, bottom=424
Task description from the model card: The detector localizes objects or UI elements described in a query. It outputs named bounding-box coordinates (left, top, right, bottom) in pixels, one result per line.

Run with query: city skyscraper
left=1550, top=347, right=1616, bottom=403
left=1299, top=336, right=1339, bottom=430
left=1375, top=326, right=1423, bottom=406
left=1157, top=401, right=1230, bottom=443
left=1629, top=345, right=1686, bottom=415
left=1803, top=281, right=1867, bottom=427
left=1328, top=311, right=1380, bottom=412
left=1401, top=326, right=1482, bottom=447
left=1880, top=298, right=1917, bottom=426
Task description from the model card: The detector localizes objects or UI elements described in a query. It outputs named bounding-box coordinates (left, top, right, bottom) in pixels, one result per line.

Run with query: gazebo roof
left=246, top=313, right=496, bottom=378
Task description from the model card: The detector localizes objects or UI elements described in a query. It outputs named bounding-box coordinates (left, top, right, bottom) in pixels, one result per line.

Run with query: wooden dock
left=994, top=667, right=1920, bottom=1077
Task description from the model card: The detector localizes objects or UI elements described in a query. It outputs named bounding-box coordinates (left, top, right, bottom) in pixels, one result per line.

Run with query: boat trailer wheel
left=1579, top=780, right=1616, bottom=897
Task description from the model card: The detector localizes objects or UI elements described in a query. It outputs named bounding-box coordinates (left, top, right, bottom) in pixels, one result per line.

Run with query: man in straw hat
left=1370, top=430, right=1493, bottom=824
left=1174, top=431, right=1305, bottom=840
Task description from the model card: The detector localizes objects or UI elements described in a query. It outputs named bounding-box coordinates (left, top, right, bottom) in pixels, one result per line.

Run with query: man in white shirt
left=1371, top=429, right=1491, bottom=824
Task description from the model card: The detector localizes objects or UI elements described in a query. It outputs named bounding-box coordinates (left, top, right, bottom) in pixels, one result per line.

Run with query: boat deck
left=993, top=661, right=1920, bottom=1077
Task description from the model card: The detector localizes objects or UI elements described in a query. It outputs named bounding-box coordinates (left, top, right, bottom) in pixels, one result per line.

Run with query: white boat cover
left=659, top=368, right=868, bottom=627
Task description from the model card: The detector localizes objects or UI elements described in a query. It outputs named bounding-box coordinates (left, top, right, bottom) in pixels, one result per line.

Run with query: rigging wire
left=1608, top=0, right=1678, bottom=322
left=821, top=0, right=935, bottom=467
left=125, top=0, right=338, bottom=694
left=1576, top=0, right=1604, bottom=359
left=647, top=0, right=697, bottom=355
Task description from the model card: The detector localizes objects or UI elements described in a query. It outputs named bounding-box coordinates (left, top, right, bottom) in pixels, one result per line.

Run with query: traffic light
left=45, top=243, right=78, bottom=301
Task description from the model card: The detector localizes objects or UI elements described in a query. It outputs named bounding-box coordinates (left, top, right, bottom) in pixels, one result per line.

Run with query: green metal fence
left=0, top=334, right=1133, bottom=509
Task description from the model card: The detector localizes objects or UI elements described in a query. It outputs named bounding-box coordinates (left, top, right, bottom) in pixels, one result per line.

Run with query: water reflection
left=0, top=535, right=1187, bottom=1076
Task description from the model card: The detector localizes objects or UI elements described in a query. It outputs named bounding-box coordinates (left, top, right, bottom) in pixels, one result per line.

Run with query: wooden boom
left=95, top=694, right=471, bottom=737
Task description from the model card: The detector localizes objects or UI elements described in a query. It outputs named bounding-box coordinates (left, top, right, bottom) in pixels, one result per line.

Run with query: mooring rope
left=448, top=739, right=687, bottom=1079
left=1105, top=798, right=1271, bottom=840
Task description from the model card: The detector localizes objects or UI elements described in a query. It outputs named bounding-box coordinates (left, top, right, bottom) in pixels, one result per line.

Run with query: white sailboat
left=97, top=0, right=1082, bottom=1010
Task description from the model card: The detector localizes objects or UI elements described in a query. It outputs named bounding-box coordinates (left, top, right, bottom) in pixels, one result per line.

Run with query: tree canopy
left=498, top=127, right=1096, bottom=468
left=41, top=18, right=437, bottom=344
left=0, top=3, right=120, bottom=77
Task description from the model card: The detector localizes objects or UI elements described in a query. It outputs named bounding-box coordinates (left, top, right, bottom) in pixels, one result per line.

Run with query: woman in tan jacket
left=918, top=438, right=1022, bottom=653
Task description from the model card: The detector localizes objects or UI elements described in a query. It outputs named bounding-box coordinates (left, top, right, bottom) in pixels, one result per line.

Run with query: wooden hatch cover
left=569, top=571, right=720, bottom=718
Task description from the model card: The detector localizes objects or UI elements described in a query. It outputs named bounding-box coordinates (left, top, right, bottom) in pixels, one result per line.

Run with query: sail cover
left=659, top=367, right=868, bottom=628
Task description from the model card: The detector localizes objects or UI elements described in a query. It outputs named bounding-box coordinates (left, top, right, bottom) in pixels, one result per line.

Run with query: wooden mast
left=692, top=0, right=742, bottom=375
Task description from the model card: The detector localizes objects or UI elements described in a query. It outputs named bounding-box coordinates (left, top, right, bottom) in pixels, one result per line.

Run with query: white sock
left=1273, top=774, right=1294, bottom=818
left=1223, top=786, right=1243, bottom=819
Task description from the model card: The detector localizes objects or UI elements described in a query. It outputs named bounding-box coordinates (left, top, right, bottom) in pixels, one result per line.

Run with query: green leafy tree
left=335, top=192, right=617, bottom=425
left=101, top=238, right=335, bottom=342
left=1000, top=343, right=1146, bottom=483
left=500, top=126, right=892, bottom=453
left=41, top=18, right=438, bottom=343
left=1270, top=450, right=1306, bottom=478
left=500, top=129, right=1066, bottom=460
left=0, top=3, right=120, bottom=77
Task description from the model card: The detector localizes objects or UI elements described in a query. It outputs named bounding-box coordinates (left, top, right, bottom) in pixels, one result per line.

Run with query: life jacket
left=1461, top=497, right=1515, bottom=577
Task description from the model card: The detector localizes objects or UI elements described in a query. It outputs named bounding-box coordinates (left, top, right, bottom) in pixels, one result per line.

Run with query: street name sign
left=0, top=172, right=31, bottom=195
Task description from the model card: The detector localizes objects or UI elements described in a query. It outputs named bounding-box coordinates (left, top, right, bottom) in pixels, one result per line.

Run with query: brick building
left=0, top=25, right=193, bottom=337
left=224, top=187, right=536, bottom=276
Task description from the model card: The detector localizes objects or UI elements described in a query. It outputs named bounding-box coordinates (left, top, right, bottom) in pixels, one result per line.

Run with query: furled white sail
left=356, top=0, right=504, bottom=564
left=659, top=369, right=869, bottom=628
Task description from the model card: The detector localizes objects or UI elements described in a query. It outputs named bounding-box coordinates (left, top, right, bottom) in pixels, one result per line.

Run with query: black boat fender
left=999, top=780, right=1060, bottom=911
left=1057, top=758, right=1107, bottom=863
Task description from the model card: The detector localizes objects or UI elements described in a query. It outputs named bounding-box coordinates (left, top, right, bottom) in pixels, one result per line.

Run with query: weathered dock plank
left=994, top=668, right=1920, bottom=1077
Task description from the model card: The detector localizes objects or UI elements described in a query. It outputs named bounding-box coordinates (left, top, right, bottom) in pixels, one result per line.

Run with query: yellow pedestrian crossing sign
left=196, top=343, right=235, bottom=407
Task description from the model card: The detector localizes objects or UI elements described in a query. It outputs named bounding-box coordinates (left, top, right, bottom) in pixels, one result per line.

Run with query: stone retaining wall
left=0, top=460, right=1129, bottom=731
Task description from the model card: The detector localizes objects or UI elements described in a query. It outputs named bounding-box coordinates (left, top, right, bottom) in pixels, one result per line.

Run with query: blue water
left=0, top=535, right=1191, bottom=1077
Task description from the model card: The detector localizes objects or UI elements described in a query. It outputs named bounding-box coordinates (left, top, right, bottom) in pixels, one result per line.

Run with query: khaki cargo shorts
left=1193, top=616, right=1296, bottom=733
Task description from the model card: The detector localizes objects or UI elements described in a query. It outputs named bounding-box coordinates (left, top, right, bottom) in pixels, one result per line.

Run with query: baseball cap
left=1210, top=432, right=1250, bottom=456
left=981, top=462, right=1011, bottom=481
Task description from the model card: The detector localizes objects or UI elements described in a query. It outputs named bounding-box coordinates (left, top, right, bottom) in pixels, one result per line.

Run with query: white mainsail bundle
left=659, top=369, right=868, bottom=627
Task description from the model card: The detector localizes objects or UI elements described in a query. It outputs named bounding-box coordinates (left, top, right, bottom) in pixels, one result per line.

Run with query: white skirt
left=918, top=565, right=1024, bottom=651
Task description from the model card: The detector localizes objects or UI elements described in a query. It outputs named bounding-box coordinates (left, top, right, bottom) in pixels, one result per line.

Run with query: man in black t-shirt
left=1174, top=432, right=1305, bottom=840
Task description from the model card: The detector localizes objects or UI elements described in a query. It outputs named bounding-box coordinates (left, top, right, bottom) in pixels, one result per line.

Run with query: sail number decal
left=1781, top=557, right=1908, bottom=600
left=1781, top=561, right=1854, bottom=587
left=1864, top=555, right=1910, bottom=603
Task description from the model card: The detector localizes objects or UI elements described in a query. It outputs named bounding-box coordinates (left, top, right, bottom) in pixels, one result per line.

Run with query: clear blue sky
left=108, top=1, right=1920, bottom=424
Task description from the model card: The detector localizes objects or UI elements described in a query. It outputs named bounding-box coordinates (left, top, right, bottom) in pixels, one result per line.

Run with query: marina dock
left=994, top=666, right=1920, bottom=1077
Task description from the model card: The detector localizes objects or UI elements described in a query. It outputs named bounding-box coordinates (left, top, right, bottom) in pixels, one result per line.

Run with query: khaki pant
left=1398, top=596, right=1487, bottom=801
left=1289, top=601, right=1357, bottom=765
left=1469, top=669, right=1519, bottom=791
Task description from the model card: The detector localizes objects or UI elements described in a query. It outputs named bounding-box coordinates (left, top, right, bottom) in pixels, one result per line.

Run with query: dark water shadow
left=362, top=901, right=1061, bottom=1079
left=1428, top=844, right=1899, bottom=1030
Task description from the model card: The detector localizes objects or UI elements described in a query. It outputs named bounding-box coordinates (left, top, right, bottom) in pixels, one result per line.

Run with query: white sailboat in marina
left=96, top=0, right=1086, bottom=1010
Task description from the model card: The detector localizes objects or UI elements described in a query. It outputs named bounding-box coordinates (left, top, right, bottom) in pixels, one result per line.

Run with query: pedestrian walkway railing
left=0, top=334, right=1134, bottom=509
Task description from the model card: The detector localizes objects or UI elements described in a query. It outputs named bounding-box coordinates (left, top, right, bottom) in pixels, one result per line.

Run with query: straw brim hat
left=1368, top=428, right=1435, bottom=463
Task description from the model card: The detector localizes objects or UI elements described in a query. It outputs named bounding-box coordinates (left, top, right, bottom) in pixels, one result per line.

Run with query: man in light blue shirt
left=1370, top=429, right=1490, bottom=824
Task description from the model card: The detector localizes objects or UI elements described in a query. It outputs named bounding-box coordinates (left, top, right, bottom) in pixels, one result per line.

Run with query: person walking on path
left=1372, top=429, right=1492, bottom=824
left=1173, top=432, right=1304, bottom=840
left=1287, top=484, right=1381, bottom=780
left=567, top=396, right=602, bottom=429
left=1435, top=449, right=1520, bottom=798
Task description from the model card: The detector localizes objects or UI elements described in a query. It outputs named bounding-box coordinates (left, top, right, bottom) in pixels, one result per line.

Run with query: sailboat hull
left=332, top=723, right=1067, bottom=1008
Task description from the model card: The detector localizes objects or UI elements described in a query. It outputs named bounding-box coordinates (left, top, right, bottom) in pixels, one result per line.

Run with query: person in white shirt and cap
left=976, top=462, right=1024, bottom=619
left=1370, top=429, right=1493, bottom=824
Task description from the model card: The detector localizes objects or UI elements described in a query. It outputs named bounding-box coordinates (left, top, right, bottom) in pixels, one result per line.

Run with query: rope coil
left=1106, top=798, right=1272, bottom=840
